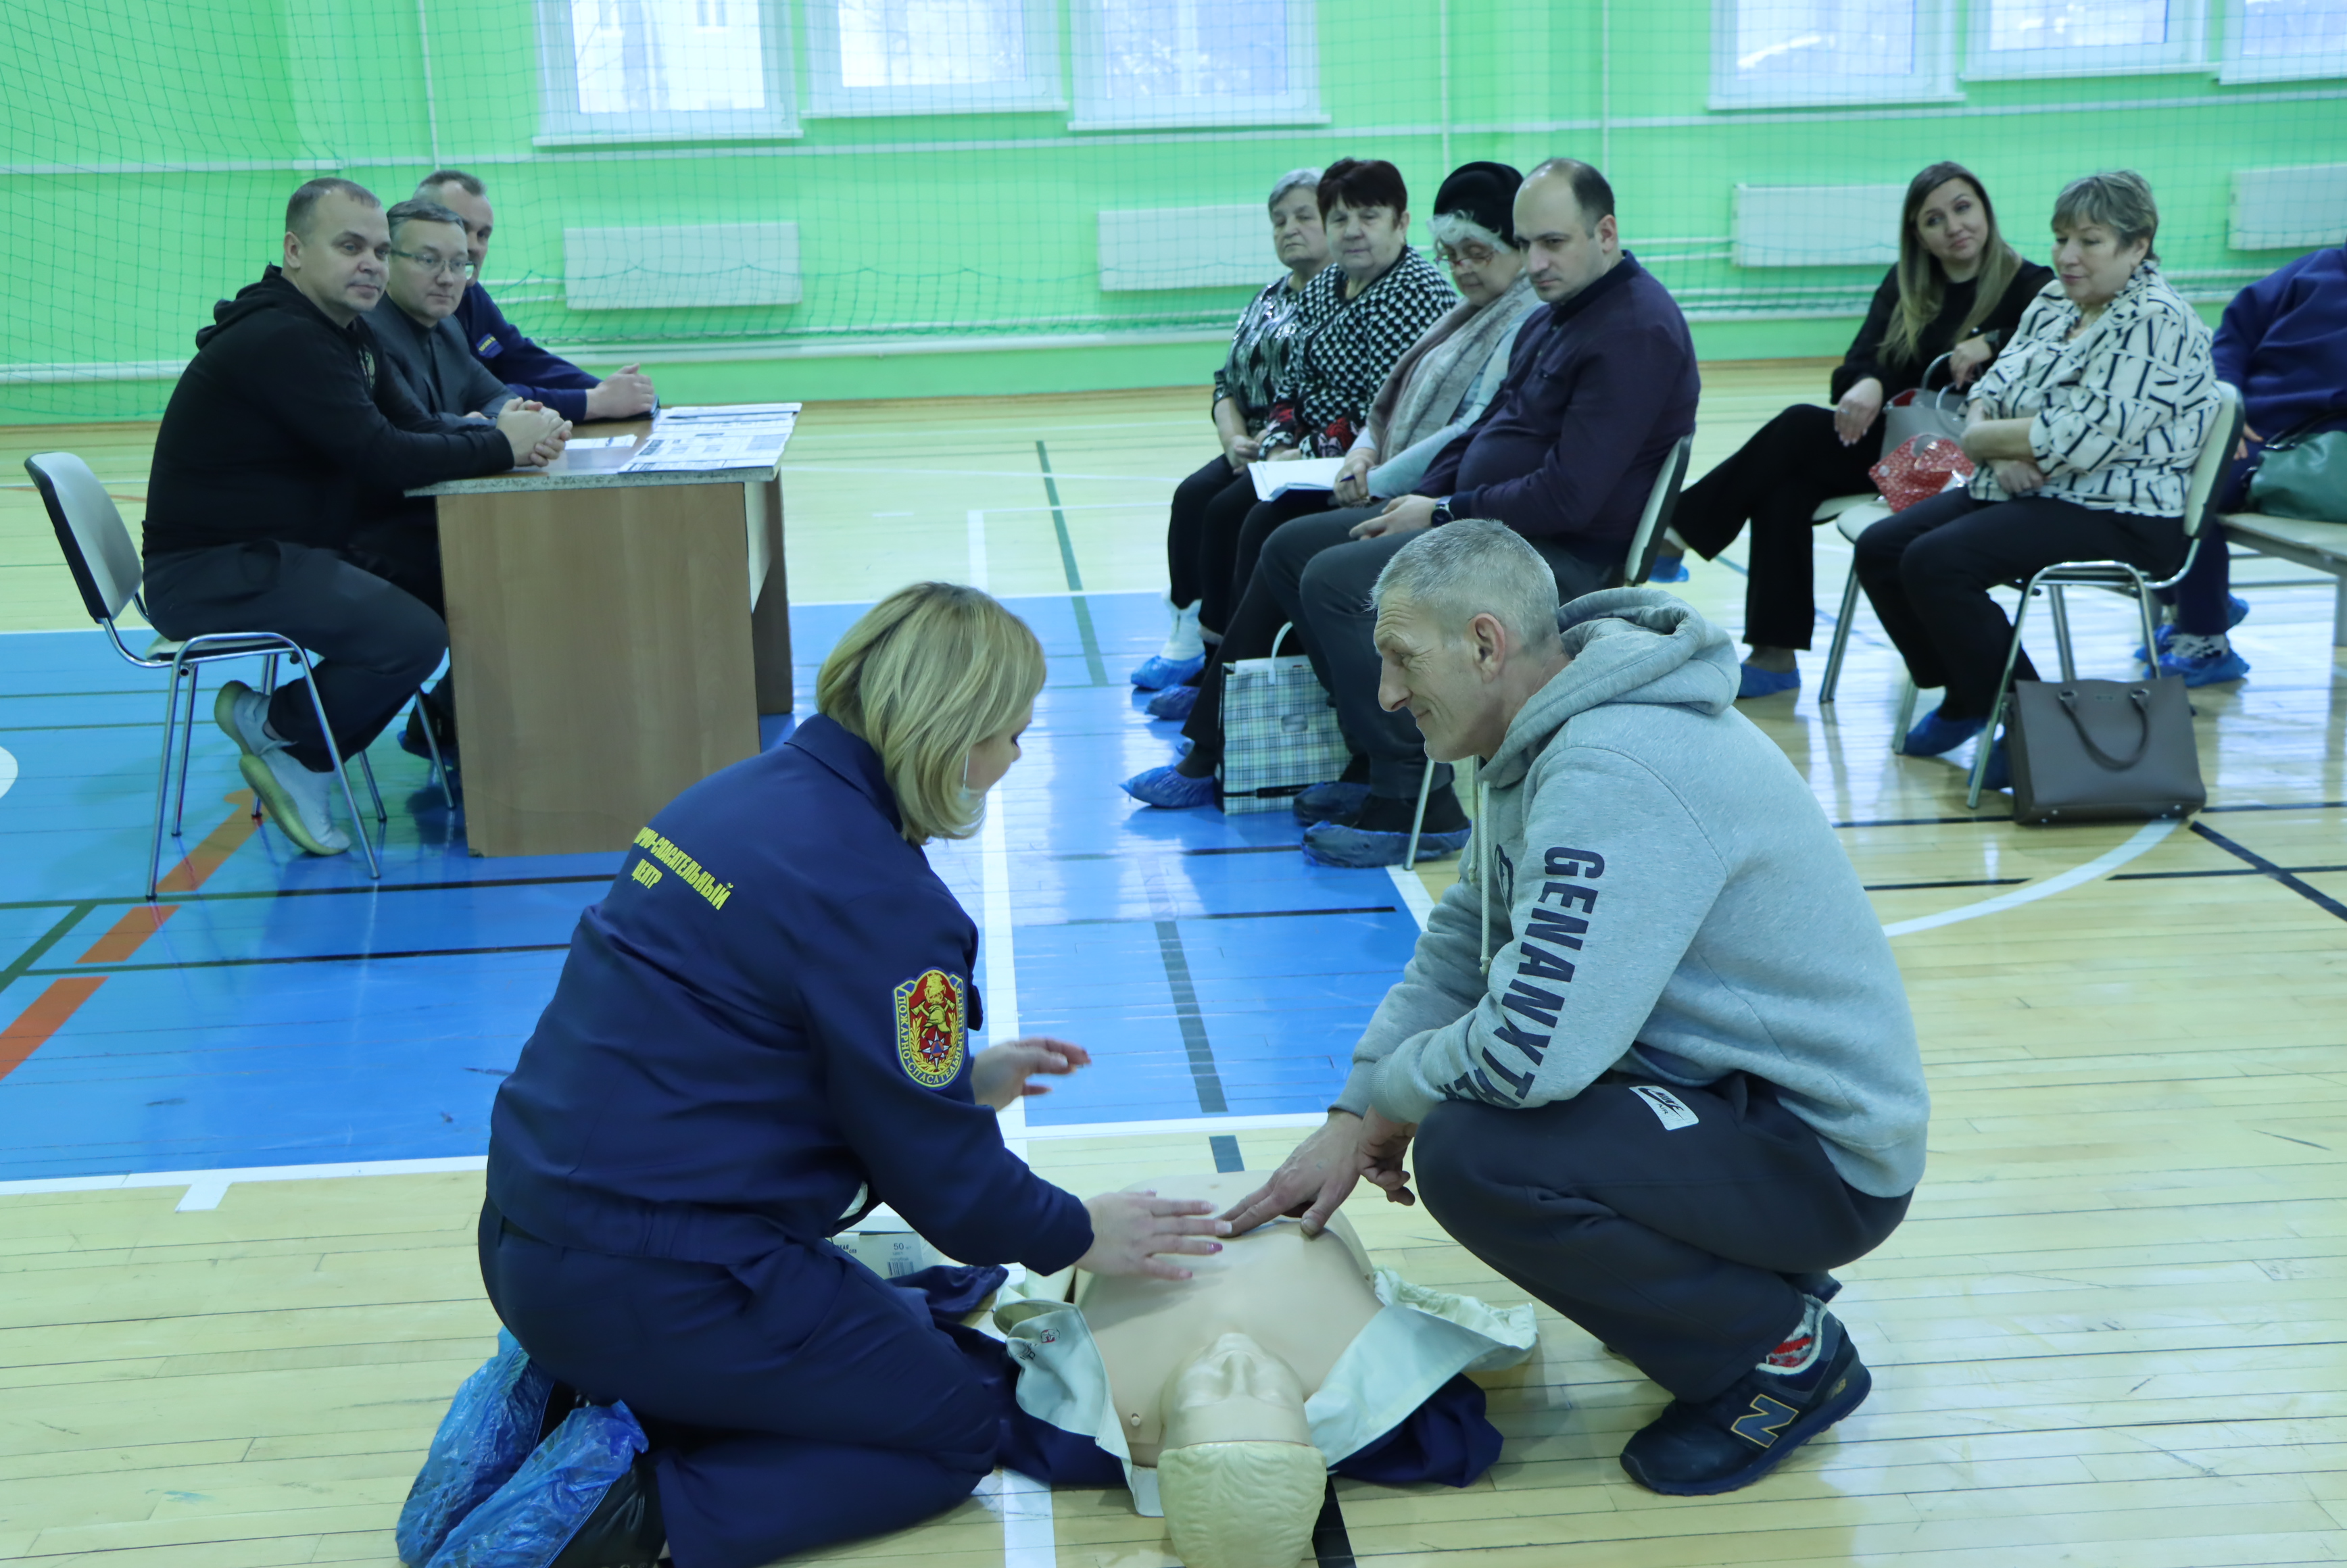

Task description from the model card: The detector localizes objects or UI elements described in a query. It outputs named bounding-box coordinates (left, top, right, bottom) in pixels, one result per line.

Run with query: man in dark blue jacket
left=417, top=169, right=660, bottom=424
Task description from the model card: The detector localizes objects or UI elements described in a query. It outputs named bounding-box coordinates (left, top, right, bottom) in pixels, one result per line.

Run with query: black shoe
left=551, top=1452, right=667, bottom=1568
left=1618, top=1313, right=1870, bottom=1496
left=1292, top=780, right=1370, bottom=825
left=1336, top=783, right=1469, bottom=837
left=400, top=704, right=460, bottom=770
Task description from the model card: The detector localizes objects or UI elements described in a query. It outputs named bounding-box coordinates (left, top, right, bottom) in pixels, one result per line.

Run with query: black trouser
left=349, top=505, right=458, bottom=739
left=481, top=1204, right=1000, bottom=1568
left=1672, top=404, right=1885, bottom=651
left=142, top=540, right=447, bottom=773
left=1414, top=1075, right=1910, bottom=1403
left=1165, top=455, right=1242, bottom=613
left=1853, top=490, right=2186, bottom=721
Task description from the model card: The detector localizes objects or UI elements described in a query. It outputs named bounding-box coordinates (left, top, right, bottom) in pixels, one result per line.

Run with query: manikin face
left=427, top=182, right=496, bottom=274
left=386, top=219, right=475, bottom=324
left=1374, top=596, right=1505, bottom=764
left=1324, top=200, right=1409, bottom=285
left=1914, top=178, right=1989, bottom=278
left=1160, top=1333, right=1312, bottom=1447
left=2052, top=218, right=2151, bottom=310
left=1516, top=173, right=1619, bottom=305
left=283, top=191, right=390, bottom=326
left=1437, top=232, right=1526, bottom=308
left=963, top=703, right=1032, bottom=798
left=1269, top=189, right=1328, bottom=275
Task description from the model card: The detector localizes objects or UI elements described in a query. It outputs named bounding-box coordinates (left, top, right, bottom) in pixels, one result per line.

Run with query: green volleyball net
left=3, top=0, right=2342, bottom=419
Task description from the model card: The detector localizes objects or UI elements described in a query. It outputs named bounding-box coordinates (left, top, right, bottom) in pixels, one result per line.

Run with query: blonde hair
left=815, top=583, right=1044, bottom=844
left=1158, top=1442, right=1326, bottom=1568
left=1887, top=162, right=2027, bottom=369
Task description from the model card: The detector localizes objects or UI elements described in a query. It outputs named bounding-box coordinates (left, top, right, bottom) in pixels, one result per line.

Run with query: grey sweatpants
left=1413, top=1072, right=1911, bottom=1402
left=143, top=539, right=446, bottom=773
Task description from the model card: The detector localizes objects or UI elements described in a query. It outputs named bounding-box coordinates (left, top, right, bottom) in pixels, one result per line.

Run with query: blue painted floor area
left=0, top=591, right=1416, bottom=1179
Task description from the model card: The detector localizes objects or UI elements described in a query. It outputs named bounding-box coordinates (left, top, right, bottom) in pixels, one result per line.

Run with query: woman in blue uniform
left=429, top=584, right=1227, bottom=1568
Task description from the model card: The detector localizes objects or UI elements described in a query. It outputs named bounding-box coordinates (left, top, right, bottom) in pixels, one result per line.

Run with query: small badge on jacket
left=1628, top=1084, right=1699, bottom=1130
left=895, top=969, right=966, bottom=1088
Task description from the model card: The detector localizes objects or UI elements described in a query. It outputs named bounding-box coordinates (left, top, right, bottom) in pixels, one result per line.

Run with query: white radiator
left=561, top=223, right=803, bottom=310
left=1098, top=205, right=1275, bottom=292
left=2231, top=165, right=2347, bottom=252
left=1733, top=185, right=1906, bottom=268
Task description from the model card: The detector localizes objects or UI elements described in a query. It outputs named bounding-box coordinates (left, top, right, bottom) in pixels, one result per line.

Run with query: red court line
left=0, top=792, right=262, bottom=1085
left=0, top=978, right=105, bottom=1079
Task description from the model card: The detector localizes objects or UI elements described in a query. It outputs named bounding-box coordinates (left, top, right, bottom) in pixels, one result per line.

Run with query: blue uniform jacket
left=487, top=714, right=1093, bottom=1274
left=452, top=280, right=599, bottom=426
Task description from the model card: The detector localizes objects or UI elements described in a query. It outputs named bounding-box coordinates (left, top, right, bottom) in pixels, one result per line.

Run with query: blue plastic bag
left=427, top=1400, right=649, bottom=1568
left=395, top=1330, right=560, bottom=1566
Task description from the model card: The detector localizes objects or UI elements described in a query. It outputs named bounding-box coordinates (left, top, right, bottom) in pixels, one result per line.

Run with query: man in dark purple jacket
left=416, top=170, right=660, bottom=424
left=1267, top=160, right=1699, bottom=866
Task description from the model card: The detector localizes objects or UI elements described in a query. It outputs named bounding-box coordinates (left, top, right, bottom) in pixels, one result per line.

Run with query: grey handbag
left=1879, top=353, right=1968, bottom=450
left=2006, top=676, right=2204, bottom=826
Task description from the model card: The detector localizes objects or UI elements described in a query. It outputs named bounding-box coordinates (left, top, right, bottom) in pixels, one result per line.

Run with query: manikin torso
left=1075, top=1173, right=1382, bottom=1465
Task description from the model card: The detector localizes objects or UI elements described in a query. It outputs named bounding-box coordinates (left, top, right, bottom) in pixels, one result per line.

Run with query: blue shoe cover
left=2158, top=644, right=2250, bottom=687
left=1301, top=820, right=1474, bottom=868
left=1647, top=554, right=1691, bottom=584
left=1132, top=654, right=1205, bottom=691
left=1123, top=765, right=1217, bottom=810
left=1145, top=683, right=1199, bottom=720
left=397, top=1331, right=559, bottom=1566
left=1735, top=662, right=1800, bottom=700
left=1903, top=706, right=1986, bottom=759
left=427, top=1401, right=648, bottom=1568
left=2136, top=593, right=2251, bottom=663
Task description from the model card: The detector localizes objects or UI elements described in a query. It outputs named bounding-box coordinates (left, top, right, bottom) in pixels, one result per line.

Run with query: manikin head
left=1156, top=1333, right=1324, bottom=1568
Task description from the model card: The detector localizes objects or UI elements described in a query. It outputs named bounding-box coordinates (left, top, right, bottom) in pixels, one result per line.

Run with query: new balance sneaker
left=1122, top=765, right=1217, bottom=810
left=213, top=679, right=276, bottom=760
left=1301, top=785, right=1472, bottom=868
left=2158, top=642, right=2250, bottom=687
left=1145, top=683, right=1200, bottom=721
left=1902, top=706, right=1986, bottom=758
left=239, top=749, right=351, bottom=856
left=1618, top=1311, right=1872, bottom=1496
left=1736, top=662, right=1800, bottom=700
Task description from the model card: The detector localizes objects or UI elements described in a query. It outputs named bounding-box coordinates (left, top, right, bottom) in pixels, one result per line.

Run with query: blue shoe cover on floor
left=2135, top=593, right=2250, bottom=663
left=1145, top=683, right=1199, bottom=720
left=1735, top=662, right=1799, bottom=700
left=1131, top=654, right=1205, bottom=690
left=1301, top=820, right=1474, bottom=868
left=427, top=1402, right=648, bottom=1568
left=397, top=1331, right=558, bottom=1567
left=1646, top=554, right=1691, bottom=584
left=1902, top=706, right=1985, bottom=758
left=1123, top=765, right=1217, bottom=809
left=2158, top=644, right=2250, bottom=687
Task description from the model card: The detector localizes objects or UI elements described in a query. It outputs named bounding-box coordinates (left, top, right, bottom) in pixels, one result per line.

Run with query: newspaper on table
left=619, top=402, right=801, bottom=475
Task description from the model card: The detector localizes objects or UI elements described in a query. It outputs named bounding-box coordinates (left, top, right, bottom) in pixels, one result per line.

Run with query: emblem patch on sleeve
left=894, top=969, right=967, bottom=1088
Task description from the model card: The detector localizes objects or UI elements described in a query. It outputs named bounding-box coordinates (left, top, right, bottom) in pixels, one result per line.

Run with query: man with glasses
left=416, top=168, right=659, bottom=423
left=368, top=198, right=519, bottom=428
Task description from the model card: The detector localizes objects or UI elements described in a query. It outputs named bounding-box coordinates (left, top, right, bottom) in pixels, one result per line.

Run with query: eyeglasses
left=1436, top=244, right=1501, bottom=268
left=388, top=249, right=477, bottom=279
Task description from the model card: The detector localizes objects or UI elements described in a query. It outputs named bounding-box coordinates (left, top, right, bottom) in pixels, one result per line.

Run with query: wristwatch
left=1430, top=496, right=1455, bottom=527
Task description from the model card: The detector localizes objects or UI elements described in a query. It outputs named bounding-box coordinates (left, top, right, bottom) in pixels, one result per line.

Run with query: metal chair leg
left=2046, top=585, right=2078, bottom=683
left=1819, top=561, right=1862, bottom=706
left=1403, top=755, right=1438, bottom=868
left=1890, top=677, right=1919, bottom=754
left=170, top=664, right=203, bottom=836
left=260, top=653, right=278, bottom=697
left=1968, top=583, right=2041, bottom=811
left=2135, top=582, right=2164, bottom=673
left=354, top=749, right=388, bottom=825
left=147, top=664, right=187, bottom=900
left=288, top=651, right=381, bottom=881
left=412, top=692, right=457, bottom=814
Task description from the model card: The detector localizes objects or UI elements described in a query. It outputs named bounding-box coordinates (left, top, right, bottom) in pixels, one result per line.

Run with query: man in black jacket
left=141, top=178, right=568, bottom=857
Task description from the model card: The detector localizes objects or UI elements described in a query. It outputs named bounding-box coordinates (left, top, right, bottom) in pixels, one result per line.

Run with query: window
left=536, top=0, right=798, bottom=144
left=1070, top=0, right=1323, bottom=130
left=2222, top=0, right=2347, bottom=79
left=806, top=0, right=1063, bottom=116
left=1967, top=0, right=2204, bottom=77
left=1711, top=0, right=1956, bottom=107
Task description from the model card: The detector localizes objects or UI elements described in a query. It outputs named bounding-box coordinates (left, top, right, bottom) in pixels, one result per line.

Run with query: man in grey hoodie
left=1225, top=520, right=1927, bottom=1497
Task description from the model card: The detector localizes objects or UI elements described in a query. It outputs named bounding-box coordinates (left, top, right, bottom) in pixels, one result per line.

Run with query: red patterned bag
left=1869, top=434, right=1977, bottom=512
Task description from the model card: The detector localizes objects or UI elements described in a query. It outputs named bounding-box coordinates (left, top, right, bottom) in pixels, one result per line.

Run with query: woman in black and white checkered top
left=1854, top=170, right=2220, bottom=781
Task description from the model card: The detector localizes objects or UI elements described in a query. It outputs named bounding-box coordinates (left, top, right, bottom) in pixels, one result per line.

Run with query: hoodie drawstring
left=1476, top=779, right=1493, bottom=977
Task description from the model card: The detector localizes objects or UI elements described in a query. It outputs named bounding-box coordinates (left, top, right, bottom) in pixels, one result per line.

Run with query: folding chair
left=1403, top=433, right=1697, bottom=865
left=26, top=451, right=451, bottom=895
left=1956, top=381, right=2244, bottom=808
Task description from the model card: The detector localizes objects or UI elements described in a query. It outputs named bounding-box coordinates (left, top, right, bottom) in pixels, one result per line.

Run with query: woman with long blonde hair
left=1672, top=162, right=2052, bottom=698
left=410, top=582, right=1228, bottom=1568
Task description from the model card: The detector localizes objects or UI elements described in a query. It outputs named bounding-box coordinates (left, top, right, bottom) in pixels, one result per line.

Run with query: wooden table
left=410, top=418, right=790, bottom=857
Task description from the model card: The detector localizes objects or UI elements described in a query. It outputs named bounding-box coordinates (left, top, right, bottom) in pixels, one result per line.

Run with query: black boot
left=550, top=1452, right=667, bottom=1568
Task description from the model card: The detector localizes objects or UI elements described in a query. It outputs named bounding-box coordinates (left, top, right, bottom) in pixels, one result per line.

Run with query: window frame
left=1067, top=0, right=1326, bottom=132
left=1709, top=0, right=1960, bottom=109
left=2219, top=0, right=2347, bottom=80
left=534, top=0, right=802, bottom=147
left=1964, top=0, right=2208, bottom=79
left=804, top=0, right=1064, bottom=116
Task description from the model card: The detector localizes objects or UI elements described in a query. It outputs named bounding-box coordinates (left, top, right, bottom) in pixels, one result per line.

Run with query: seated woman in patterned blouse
left=1135, top=170, right=1332, bottom=691
left=1854, top=170, right=2220, bottom=789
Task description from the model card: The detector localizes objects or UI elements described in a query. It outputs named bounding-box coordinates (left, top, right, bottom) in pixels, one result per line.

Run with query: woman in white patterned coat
left=1854, top=170, right=2219, bottom=784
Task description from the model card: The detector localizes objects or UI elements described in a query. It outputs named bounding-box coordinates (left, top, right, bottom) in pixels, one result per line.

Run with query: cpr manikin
left=1000, top=1174, right=1535, bottom=1568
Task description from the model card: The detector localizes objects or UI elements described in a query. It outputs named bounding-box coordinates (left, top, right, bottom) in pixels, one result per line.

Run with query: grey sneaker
left=239, top=750, right=351, bottom=856
left=213, top=680, right=277, bottom=760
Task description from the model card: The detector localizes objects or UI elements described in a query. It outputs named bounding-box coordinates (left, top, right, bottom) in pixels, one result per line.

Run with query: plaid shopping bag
left=1217, top=624, right=1351, bottom=814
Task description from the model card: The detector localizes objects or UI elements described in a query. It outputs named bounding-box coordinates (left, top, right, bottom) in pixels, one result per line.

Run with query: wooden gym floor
left=2, top=365, right=2344, bottom=1565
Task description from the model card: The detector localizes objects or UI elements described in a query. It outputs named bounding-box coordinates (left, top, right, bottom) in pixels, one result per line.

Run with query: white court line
left=973, top=1469, right=1056, bottom=1567
left=0, top=1156, right=487, bottom=1205
left=1386, top=863, right=1435, bottom=929
left=979, top=798, right=1027, bottom=1160
left=1881, top=817, right=2178, bottom=937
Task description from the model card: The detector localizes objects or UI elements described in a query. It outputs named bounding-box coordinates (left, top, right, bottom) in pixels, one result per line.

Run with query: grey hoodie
left=1336, top=589, right=1928, bottom=1198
